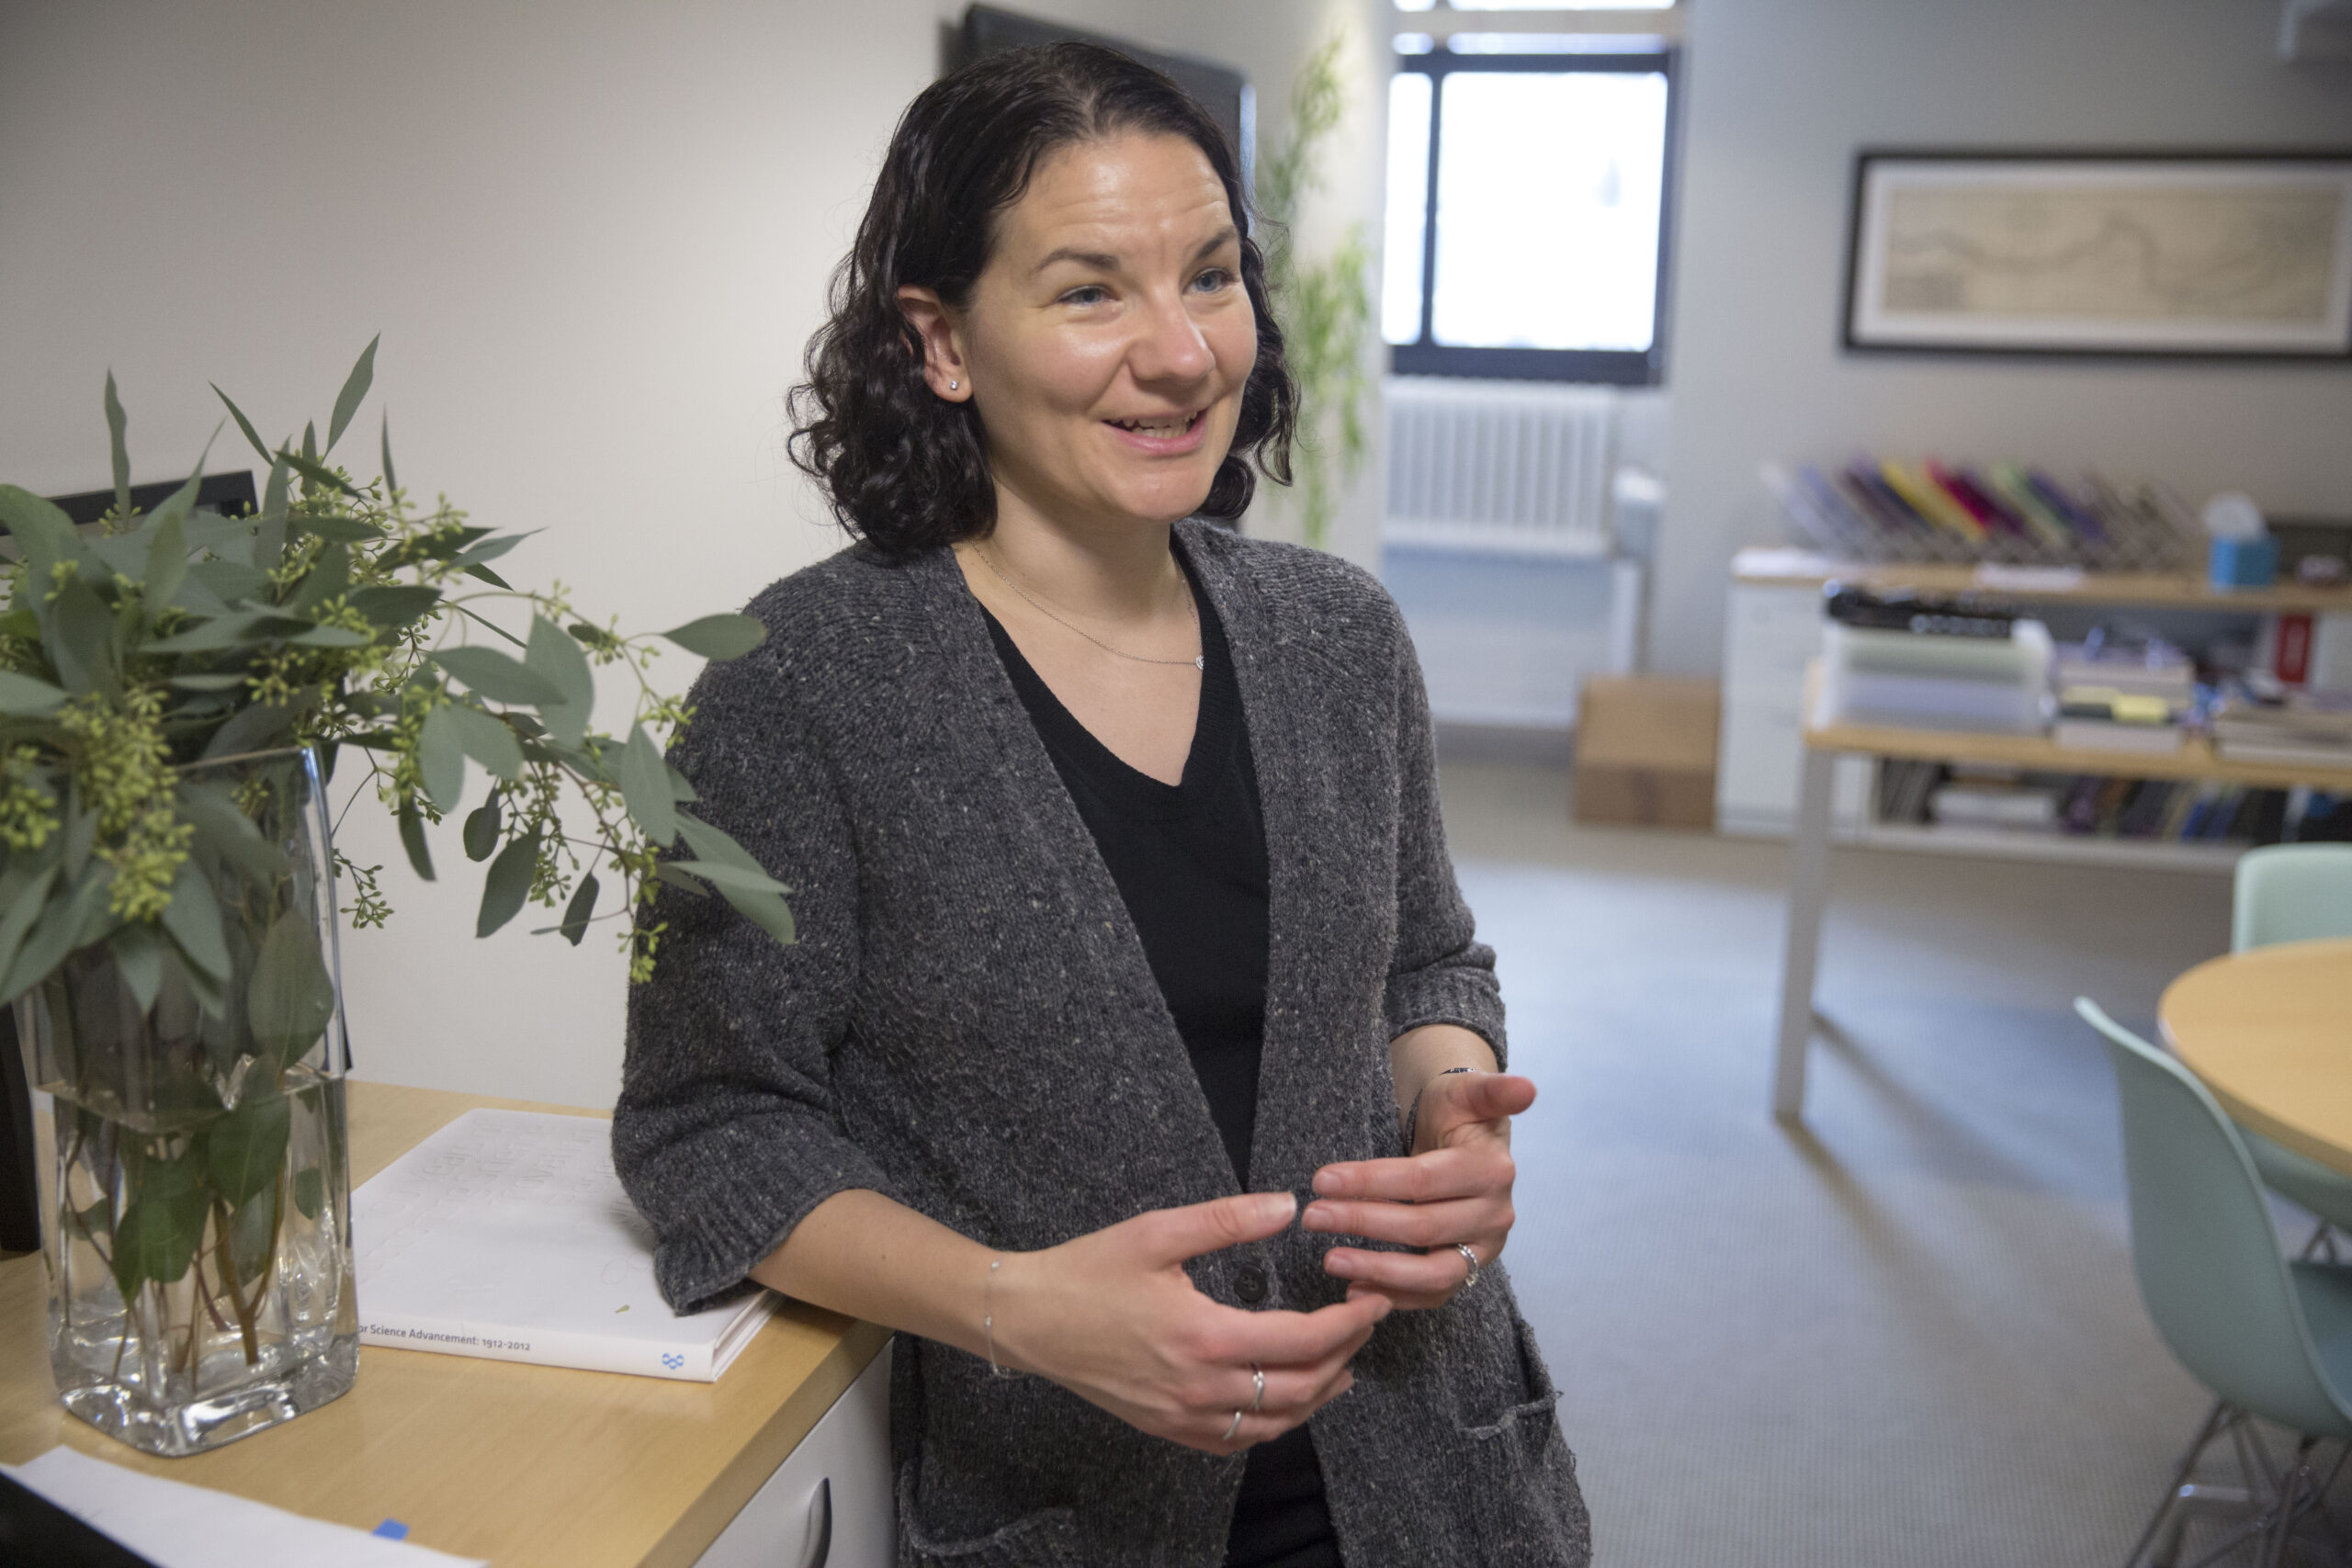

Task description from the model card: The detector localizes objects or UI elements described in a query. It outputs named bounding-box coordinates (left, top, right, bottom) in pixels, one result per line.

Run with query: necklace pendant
left=1195, top=656, right=1205, bottom=671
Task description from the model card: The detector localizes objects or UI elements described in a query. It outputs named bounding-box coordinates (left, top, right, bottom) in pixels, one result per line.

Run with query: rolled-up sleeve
left=613, top=643, right=899, bottom=1313
left=1380, top=616, right=1509, bottom=1069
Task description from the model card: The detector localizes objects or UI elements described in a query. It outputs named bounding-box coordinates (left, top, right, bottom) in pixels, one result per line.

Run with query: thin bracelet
left=1402, top=1066, right=1477, bottom=1154
left=983, top=1257, right=1018, bottom=1378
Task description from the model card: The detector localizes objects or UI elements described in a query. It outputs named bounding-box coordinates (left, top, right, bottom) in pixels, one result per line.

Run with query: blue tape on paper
left=372, top=1519, right=412, bottom=1540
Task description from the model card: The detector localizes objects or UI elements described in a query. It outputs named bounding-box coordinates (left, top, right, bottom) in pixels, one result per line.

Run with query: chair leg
left=2132, top=1401, right=2235, bottom=1567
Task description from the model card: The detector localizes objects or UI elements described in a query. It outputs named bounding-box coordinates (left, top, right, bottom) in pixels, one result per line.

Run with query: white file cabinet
left=698, top=1343, right=895, bottom=1568
left=1716, top=577, right=1870, bottom=838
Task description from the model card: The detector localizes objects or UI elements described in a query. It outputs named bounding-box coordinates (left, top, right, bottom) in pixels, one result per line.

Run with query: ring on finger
left=1224, top=1409, right=1245, bottom=1443
left=1455, top=1243, right=1482, bottom=1291
left=1250, top=1363, right=1265, bottom=1415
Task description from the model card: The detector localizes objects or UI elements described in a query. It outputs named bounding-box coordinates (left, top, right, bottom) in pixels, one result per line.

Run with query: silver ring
left=1224, top=1409, right=1245, bottom=1442
left=1455, top=1243, right=1482, bottom=1292
left=1250, top=1364, right=1266, bottom=1415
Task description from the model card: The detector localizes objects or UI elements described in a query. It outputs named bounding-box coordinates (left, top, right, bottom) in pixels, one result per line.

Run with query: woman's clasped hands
left=984, top=1070, right=1534, bottom=1454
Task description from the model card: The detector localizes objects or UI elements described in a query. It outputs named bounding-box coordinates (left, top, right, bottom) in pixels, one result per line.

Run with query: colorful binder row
left=1770, top=459, right=2198, bottom=570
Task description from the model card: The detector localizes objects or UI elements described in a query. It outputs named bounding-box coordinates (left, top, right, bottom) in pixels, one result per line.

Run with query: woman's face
left=913, top=131, right=1257, bottom=533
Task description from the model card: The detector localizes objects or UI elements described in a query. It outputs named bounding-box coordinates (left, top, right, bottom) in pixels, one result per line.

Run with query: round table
left=2161, top=937, right=2352, bottom=1179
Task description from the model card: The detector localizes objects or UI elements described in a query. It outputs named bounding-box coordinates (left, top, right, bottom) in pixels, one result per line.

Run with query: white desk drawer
left=697, top=1343, right=895, bottom=1568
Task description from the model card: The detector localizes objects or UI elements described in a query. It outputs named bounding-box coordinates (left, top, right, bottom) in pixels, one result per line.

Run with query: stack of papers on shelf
left=1818, top=619, right=2052, bottom=734
left=1930, top=782, right=2063, bottom=830
left=2051, top=640, right=2197, bottom=752
left=352, top=1110, right=775, bottom=1382
left=2211, top=691, right=2352, bottom=769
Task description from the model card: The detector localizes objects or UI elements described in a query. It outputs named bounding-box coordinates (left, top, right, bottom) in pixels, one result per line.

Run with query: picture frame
left=1841, top=150, right=2352, bottom=358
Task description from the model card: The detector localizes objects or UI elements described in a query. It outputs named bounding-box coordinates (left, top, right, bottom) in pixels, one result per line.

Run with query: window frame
left=1387, top=47, right=1683, bottom=385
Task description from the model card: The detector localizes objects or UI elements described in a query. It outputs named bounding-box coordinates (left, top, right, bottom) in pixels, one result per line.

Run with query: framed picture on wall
left=1842, top=150, right=2352, bottom=358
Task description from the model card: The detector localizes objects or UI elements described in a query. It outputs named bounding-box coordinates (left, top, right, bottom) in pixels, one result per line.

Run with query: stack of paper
left=352, top=1110, right=774, bottom=1382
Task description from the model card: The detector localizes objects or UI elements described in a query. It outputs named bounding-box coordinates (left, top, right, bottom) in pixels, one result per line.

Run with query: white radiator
left=1383, top=378, right=1618, bottom=558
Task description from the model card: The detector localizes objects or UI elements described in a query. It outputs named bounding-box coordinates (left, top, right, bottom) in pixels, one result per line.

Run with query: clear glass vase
left=16, top=748, right=356, bottom=1456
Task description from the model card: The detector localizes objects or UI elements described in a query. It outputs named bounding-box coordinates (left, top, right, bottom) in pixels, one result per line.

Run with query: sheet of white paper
left=3, top=1447, right=485, bottom=1568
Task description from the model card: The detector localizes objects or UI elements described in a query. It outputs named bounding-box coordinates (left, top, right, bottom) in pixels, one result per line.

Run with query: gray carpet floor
left=1438, top=761, right=2333, bottom=1567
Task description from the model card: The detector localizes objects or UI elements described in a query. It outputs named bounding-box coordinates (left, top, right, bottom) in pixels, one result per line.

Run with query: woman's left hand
left=1302, top=1071, right=1538, bottom=1310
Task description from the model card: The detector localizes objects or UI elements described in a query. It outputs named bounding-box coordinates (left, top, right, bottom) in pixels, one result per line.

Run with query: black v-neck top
left=979, top=551, right=1345, bottom=1568
left=979, top=561, right=1271, bottom=1183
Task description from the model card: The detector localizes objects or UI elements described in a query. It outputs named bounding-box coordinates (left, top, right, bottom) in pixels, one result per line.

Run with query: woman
left=616, top=41, right=1589, bottom=1568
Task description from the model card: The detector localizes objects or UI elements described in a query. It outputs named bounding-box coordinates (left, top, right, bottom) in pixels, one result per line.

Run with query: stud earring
left=948, top=380, right=959, bottom=391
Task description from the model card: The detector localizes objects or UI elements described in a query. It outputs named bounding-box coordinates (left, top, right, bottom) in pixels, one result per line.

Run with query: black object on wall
left=954, top=5, right=1252, bottom=184
left=46, top=469, right=257, bottom=526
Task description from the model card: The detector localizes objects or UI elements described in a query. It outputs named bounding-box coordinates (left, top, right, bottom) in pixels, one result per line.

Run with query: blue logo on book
left=662, top=1352, right=684, bottom=1370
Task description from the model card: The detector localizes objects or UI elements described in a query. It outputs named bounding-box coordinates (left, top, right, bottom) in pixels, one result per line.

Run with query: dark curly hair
left=788, top=41, right=1296, bottom=559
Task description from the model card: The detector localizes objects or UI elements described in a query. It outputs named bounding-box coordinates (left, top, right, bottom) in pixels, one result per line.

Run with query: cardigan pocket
left=1451, top=1314, right=1589, bottom=1566
left=896, top=1462, right=1085, bottom=1568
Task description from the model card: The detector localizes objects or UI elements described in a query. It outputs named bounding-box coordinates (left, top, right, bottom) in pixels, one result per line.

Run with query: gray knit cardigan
left=614, top=520, right=1589, bottom=1568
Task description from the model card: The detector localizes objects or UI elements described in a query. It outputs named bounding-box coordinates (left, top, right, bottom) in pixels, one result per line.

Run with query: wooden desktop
left=0, top=1080, right=889, bottom=1568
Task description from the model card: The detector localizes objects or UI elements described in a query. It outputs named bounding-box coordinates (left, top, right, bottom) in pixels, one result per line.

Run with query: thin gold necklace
left=975, top=543, right=1204, bottom=672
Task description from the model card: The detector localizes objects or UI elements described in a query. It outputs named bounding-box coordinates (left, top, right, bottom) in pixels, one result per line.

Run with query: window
left=1384, top=39, right=1679, bottom=384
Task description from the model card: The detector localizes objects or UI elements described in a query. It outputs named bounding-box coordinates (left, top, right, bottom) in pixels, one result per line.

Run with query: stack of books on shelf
left=1876, top=760, right=2290, bottom=847
left=1763, top=457, right=2197, bottom=570
left=1817, top=587, right=2051, bottom=734
left=2210, top=688, right=2352, bottom=771
left=2051, top=639, right=2195, bottom=754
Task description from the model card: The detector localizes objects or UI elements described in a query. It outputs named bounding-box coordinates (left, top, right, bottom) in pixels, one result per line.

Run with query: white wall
left=1657, top=0, right=2352, bottom=675
left=0, top=0, right=1381, bottom=1106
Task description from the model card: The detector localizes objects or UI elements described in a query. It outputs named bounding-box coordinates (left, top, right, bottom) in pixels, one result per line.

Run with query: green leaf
left=431, top=647, right=564, bottom=707
left=476, top=829, right=540, bottom=937
left=0, top=864, right=109, bottom=1007
left=665, top=859, right=789, bottom=897
left=617, top=725, right=677, bottom=848
left=200, top=690, right=319, bottom=761
left=292, top=513, right=383, bottom=546
left=525, top=615, right=594, bottom=749
left=417, top=705, right=466, bottom=811
left=247, top=913, right=336, bottom=1070
left=212, top=384, right=274, bottom=465
left=380, top=411, right=398, bottom=493
left=143, top=511, right=187, bottom=626
left=287, top=624, right=371, bottom=649
left=300, top=421, right=317, bottom=464
left=179, top=782, right=288, bottom=883
left=226, top=1185, right=277, bottom=1284
left=146, top=431, right=216, bottom=533
left=112, top=1152, right=209, bottom=1294
left=441, top=703, right=524, bottom=781
left=48, top=580, right=118, bottom=697
left=281, top=541, right=349, bottom=616
left=293, top=1167, right=324, bottom=1222
left=169, top=673, right=246, bottom=693
left=348, top=585, right=439, bottom=628
left=0, top=484, right=82, bottom=560
left=0, top=865, right=60, bottom=987
left=110, top=921, right=164, bottom=1013
left=259, top=450, right=289, bottom=525
left=0, top=670, right=66, bottom=716
left=325, top=335, right=379, bottom=453
left=208, top=1094, right=290, bottom=1209
left=558, top=871, right=598, bottom=945
left=281, top=448, right=356, bottom=499
left=662, top=614, right=767, bottom=661
left=462, top=790, right=502, bottom=862
left=159, top=863, right=232, bottom=984
left=104, top=370, right=131, bottom=516
left=397, top=797, right=435, bottom=882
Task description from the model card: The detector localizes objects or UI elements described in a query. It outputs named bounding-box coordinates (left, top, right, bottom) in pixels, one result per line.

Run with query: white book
left=353, top=1109, right=775, bottom=1382
left=2052, top=719, right=2187, bottom=754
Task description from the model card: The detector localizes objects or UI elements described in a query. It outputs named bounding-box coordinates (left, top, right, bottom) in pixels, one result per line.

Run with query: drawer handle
left=799, top=1477, right=831, bottom=1568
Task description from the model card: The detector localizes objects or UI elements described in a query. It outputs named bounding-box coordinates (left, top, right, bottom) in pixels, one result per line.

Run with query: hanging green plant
left=1260, top=31, right=1376, bottom=554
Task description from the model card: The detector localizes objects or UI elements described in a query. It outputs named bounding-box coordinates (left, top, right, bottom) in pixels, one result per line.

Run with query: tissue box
left=2210, top=536, right=2278, bottom=590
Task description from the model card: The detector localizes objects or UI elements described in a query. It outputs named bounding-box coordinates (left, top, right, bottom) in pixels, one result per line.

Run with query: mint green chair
left=2079, top=998, right=2352, bottom=1568
left=2232, top=844, right=2352, bottom=1242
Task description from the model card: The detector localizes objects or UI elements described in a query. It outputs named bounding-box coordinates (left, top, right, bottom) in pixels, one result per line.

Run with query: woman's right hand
left=989, top=1191, right=1391, bottom=1454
